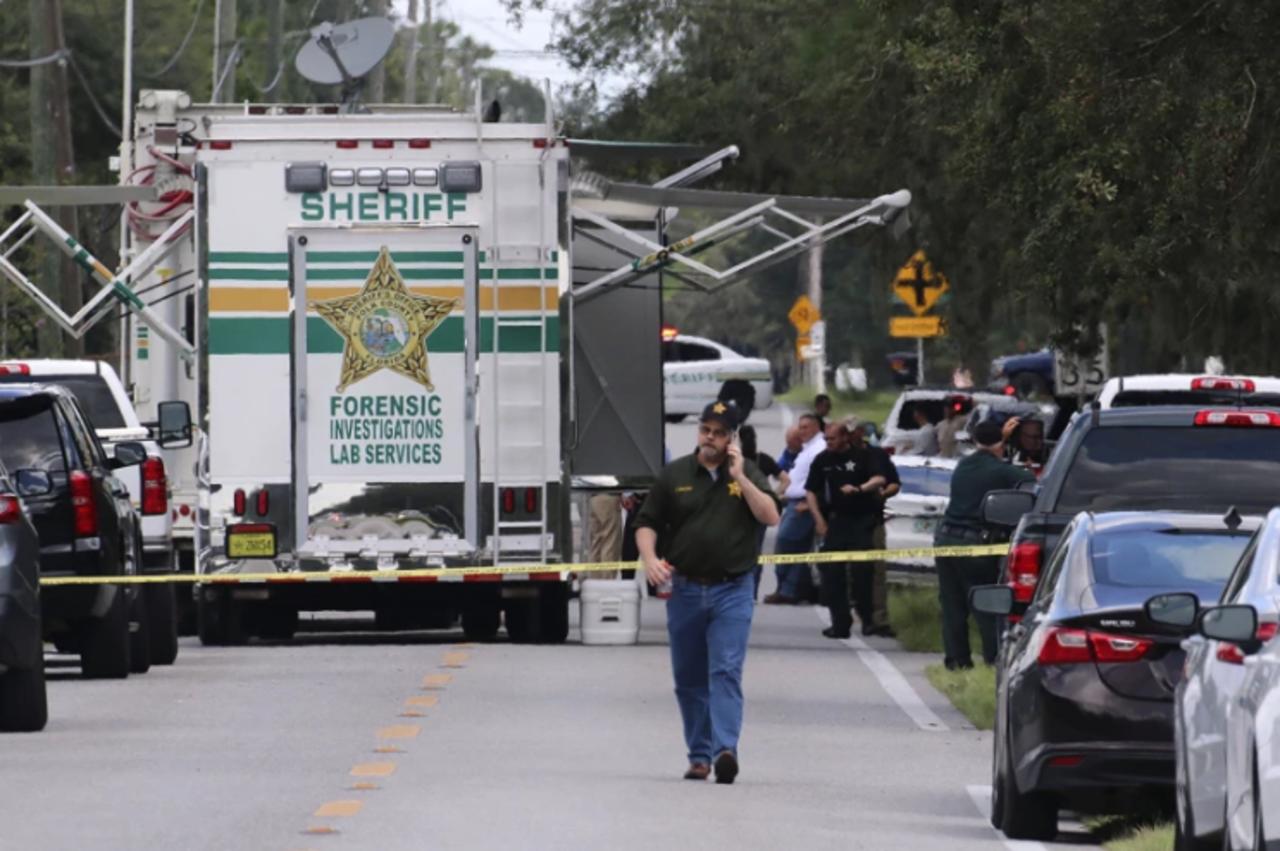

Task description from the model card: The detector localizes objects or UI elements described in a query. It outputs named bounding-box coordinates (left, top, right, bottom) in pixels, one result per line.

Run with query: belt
left=678, top=571, right=746, bottom=586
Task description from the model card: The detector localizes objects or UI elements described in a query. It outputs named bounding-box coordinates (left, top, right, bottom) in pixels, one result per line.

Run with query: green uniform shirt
left=635, top=453, right=780, bottom=581
left=943, top=451, right=1036, bottom=527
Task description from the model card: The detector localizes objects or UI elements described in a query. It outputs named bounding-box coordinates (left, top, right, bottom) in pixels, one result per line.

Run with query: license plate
left=912, top=517, right=938, bottom=534
left=227, top=530, right=277, bottom=559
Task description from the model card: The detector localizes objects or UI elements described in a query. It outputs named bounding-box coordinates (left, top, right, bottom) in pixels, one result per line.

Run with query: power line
left=0, top=48, right=69, bottom=69
left=142, top=0, right=207, bottom=78
left=67, top=52, right=122, bottom=137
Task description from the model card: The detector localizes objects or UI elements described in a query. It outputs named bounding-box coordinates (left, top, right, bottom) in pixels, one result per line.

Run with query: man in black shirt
left=805, top=422, right=888, bottom=639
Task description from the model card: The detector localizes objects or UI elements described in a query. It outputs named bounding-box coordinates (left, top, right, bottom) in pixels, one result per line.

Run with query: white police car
left=662, top=329, right=773, bottom=422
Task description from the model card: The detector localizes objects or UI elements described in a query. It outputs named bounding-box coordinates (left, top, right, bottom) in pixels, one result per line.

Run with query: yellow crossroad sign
left=893, top=250, right=949, bottom=316
left=788, top=295, right=820, bottom=332
left=890, top=315, right=946, bottom=338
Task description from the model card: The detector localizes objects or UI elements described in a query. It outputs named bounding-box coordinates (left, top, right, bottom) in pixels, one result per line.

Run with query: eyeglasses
left=698, top=424, right=731, bottom=439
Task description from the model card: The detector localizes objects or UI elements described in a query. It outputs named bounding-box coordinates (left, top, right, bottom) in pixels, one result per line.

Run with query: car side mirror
left=1145, top=592, right=1199, bottom=630
left=157, top=400, right=192, bottom=448
left=969, top=584, right=1014, bottom=616
left=13, top=469, right=53, bottom=498
left=110, top=441, right=148, bottom=469
left=983, top=490, right=1035, bottom=528
left=1199, top=605, right=1258, bottom=644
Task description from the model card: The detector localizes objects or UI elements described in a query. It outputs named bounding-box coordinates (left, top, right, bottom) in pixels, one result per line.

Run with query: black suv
left=0, top=455, right=49, bottom=731
left=983, top=405, right=1280, bottom=612
left=0, top=386, right=150, bottom=678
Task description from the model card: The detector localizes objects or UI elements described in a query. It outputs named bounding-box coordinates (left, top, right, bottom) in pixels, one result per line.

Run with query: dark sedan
left=971, top=510, right=1257, bottom=840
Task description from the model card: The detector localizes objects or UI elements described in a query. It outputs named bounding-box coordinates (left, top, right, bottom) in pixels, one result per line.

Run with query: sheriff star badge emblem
left=312, top=246, right=459, bottom=392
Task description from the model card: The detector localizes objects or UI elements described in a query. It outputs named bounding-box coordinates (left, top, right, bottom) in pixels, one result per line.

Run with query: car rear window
left=0, top=374, right=125, bottom=429
left=1055, top=427, right=1280, bottom=515
left=896, top=465, right=952, bottom=497
left=1110, top=390, right=1280, bottom=408
left=0, top=401, right=67, bottom=474
left=1087, top=528, right=1251, bottom=606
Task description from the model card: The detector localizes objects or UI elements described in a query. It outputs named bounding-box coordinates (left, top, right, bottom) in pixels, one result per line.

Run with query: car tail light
left=0, top=495, right=20, bottom=524
left=524, top=487, right=538, bottom=514
left=1192, top=377, right=1255, bottom=392
left=1008, top=541, right=1043, bottom=603
left=1037, top=627, right=1091, bottom=664
left=1216, top=621, right=1279, bottom=665
left=0, top=363, right=30, bottom=376
left=70, top=470, right=98, bottom=537
left=1089, top=631, right=1153, bottom=663
left=1193, top=409, right=1280, bottom=427
left=1047, top=755, right=1084, bottom=768
left=141, top=456, right=167, bottom=516
left=501, top=488, right=515, bottom=514
left=256, top=488, right=269, bottom=517
left=335, top=139, right=358, bottom=149
left=233, top=488, right=246, bottom=516
left=1037, top=627, right=1152, bottom=665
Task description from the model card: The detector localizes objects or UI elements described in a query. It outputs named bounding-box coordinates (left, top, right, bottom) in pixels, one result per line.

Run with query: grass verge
left=886, top=582, right=981, bottom=654
left=925, top=663, right=996, bottom=730
left=1086, top=817, right=1175, bottom=851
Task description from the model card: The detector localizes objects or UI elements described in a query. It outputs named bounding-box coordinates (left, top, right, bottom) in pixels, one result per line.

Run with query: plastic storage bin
left=579, top=579, right=641, bottom=645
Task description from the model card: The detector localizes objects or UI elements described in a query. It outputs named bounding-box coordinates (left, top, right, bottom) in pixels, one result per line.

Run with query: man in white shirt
left=905, top=407, right=940, bottom=456
left=763, top=412, right=825, bottom=604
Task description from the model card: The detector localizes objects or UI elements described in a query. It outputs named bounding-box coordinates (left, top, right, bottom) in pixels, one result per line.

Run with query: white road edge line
left=815, top=608, right=949, bottom=732
left=966, top=785, right=1050, bottom=851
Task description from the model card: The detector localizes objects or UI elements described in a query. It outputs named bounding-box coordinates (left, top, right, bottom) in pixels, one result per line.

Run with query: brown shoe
left=762, top=593, right=796, bottom=605
left=714, top=751, right=739, bottom=785
left=683, top=762, right=711, bottom=781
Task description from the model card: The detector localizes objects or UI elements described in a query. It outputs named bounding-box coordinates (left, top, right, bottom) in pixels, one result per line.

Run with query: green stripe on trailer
left=208, top=252, right=290, bottom=263
left=304, top=251, right=466, bottom=263
left=208, top=315, right=559, bottom=355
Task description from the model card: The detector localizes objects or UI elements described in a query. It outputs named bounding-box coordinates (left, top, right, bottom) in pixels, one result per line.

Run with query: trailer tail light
left=408, top=138, right=431, bottom=149
left=524, top=487, right=538, bottom=514
left=372, top=139, right=394, bottom=149
left=1047, top=755, right=1084, bottom=768
left=209, top=140, right=233, bottom=150
left=256, top=488, right=269, bottom=517
left=141, top=456, right=167, bottom=516
left=0, top=495, right=20, bottom=524
left=335, top=139, right=358, bottom=149
left=1192, top=377, right=1255, bottom=392
left=501, top=488, right=515, bottom=514
left=0, top=363, right=30, bottom=375
left=1193, top=410, right=1280, bottom=427
left=1216, top=621, right=1279, bottom=665
left=233, top=488, right=246, bottom=516
left=1036, top=628, right=1152, bottom=665
left=1008, top=541, right=1043, bottom=603
left=70, top=470, right=98, bottom=537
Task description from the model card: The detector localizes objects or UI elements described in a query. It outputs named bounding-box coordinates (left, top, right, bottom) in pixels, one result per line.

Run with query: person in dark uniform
left=852, top=419, right=899, bottom=637
left=635, top=400, right=781, bottom=784
left=934, top=417, right=1034, bottom=669
left=805, top=421, right=888, bottom=639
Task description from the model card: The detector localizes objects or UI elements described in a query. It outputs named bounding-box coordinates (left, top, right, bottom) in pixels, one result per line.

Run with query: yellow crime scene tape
left=37, top=543, right=1010, bottom=587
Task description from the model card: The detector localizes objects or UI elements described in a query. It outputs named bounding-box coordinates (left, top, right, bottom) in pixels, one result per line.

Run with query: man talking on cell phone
left=634, top=400, right=780, bottom=785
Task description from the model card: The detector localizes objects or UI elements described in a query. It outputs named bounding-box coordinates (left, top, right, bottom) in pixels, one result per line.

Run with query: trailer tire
left=538, top=584, right=570, bottom=644
left=79, top=589, right=131, bottom=679
left=462, top=604, right=501, bottom=642
left=255, top=604, right=298, bottom=641
left=717, top=380, right=755, bottom=423
left=128, top=589, right=152, bottom=674
left=197, top=586, right=247, bottom=646
left=144, top=583, right=179, bottom=665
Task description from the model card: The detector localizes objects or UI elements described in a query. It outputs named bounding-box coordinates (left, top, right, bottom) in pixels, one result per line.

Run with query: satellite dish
left=295, top=17, right=395, bottom=90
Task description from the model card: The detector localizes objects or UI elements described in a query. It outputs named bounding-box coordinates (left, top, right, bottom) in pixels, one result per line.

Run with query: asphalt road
left=3, top=598, right=1102, bottom=850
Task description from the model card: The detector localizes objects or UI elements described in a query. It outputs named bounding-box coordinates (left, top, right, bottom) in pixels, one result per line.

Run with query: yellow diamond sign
left=893, top=250, right=950, bottom=317
left=788, top=295, right=820, bottom=333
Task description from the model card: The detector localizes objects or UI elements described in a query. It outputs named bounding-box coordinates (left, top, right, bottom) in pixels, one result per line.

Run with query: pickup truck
left=0, top=360, right=192, bottom=664
left=983, top=404, right=1280, bottom=612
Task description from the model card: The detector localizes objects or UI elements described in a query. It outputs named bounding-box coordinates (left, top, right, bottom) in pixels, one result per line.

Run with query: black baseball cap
left=700, top=400, right=739, bottom=431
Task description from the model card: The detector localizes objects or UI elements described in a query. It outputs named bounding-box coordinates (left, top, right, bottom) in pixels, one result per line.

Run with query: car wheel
left=79, top=589, right=131, bottom=679
left=996, top=729, right=1058, bottom=840
left=664, top=414, right=686, bottom=424
left=0, top=652, right=47, bottom=732
left=461, top=600, right=501, bottom=642
left=128, top=589, right=152, bottom=674
left=197, top=586, right=246, bottom=646
left=717, top=380, right=755, bottom=423
left=144, top=583, right=179, bottom=665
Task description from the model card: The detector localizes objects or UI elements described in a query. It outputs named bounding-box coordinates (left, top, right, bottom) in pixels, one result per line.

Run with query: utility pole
left=29, top=0, right=80, bottom=357
left=212, top=0, right=237, bottom=103
left=365, top=0, right=388, bottom=102
left=403, top=0, right=421, bottom=103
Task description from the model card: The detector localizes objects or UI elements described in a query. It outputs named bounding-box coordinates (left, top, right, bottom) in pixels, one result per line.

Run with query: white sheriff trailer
left=0, top=74, right=910, bottom=645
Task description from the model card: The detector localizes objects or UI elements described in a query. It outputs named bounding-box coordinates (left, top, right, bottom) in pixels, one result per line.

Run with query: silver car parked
left=1145, top=507, right=1280, bottom=850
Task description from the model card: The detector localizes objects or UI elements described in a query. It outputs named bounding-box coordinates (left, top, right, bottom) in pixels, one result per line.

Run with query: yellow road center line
left=349, top=782, right=380, bottom=791
left=377, top=724, right=420, bottom=740
left=373, top=746, right=403, bottom=754
left=422, top=673, right=452, bottom=689
left=406, top=695, right=439, bottom=708
left=399, top=710, right=425, bottom=718
left=301, top=825, right=339, bottom=835
left=313, top=800, right=363, bottom=818
left=350, top=762, right=397, bottom=778
left=441, top=652, right=469, bottom=668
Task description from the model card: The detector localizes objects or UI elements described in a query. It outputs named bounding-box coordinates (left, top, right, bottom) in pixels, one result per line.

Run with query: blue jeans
left=666, top=571, right=754, bottom=764
left=774, top=503, right=815, bottom=599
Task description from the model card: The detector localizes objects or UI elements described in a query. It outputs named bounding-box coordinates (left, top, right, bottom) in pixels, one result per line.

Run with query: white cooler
left=579, top=579, right=641, bottom=645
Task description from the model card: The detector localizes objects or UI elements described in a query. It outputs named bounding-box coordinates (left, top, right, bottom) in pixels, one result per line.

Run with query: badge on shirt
left=728, top=481, right=742, bottom=498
